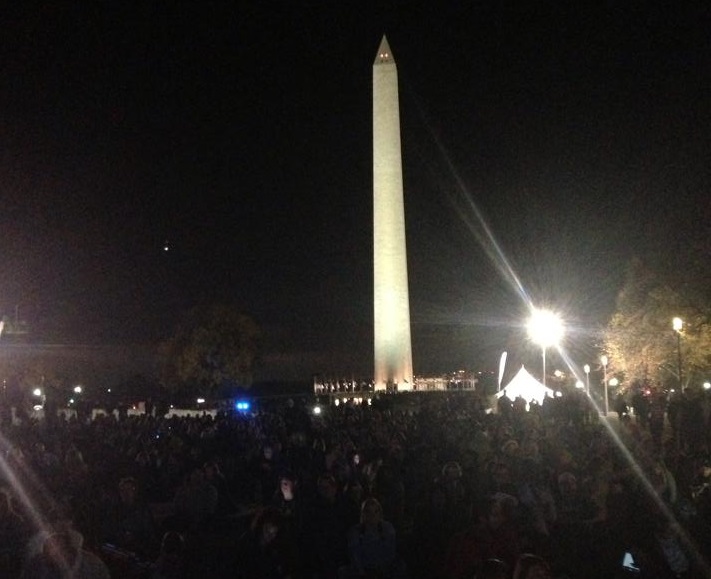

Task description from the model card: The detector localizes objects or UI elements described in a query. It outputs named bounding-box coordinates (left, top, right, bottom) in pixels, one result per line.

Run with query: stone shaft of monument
left=373, top=36, right=413, bottom=391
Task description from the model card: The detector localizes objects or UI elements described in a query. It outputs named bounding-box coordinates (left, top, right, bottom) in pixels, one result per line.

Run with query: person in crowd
left=100, top=476, right=158, bottom=561
left=234, top=506, right=299, bottom=578
left=173, top=467, right=218, bottom=533
left=203, top=460, right=238, bottom=516
left=21, top=529, right=111, bottom=579
left=151, top=531, right=187, bottom=579
left=433, top=461, right=472, bottom=537
left=272, top=470, right=305, bottom=539
left=512, top=553, right=552, bottom=579
left=304, top=473, right=352, bottom=577
left=648, top=391, right=667, bottom=451
left=472, top=558, right=508, bottom=579
left=253, top=443, right=282, bottom=504
left=614, top=392, right=629, bottom=419
left=0, top=487, right=29, bottom=575
left=409, top=482, right=454, bottom=578
left=62, top=445, right=91, bottom=495
left=443, top=493, right=522, bottom=578
left=345, top=497, right=402, bottom=578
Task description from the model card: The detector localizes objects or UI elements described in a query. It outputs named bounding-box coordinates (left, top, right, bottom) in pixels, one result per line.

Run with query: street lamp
left=527, top=308, right=564, bottom=387
left=583, top=364, right=590, bottom=395
left=673, top=317, right=683, bottom=392
left=601, top=355, right=609, bottom=416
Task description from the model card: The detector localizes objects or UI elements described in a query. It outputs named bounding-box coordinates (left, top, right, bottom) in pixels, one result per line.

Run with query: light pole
left=527, top=308, right=564, bottom=388
left=673, top=317, right=683, bottom=391
left=601, top=355, right=609, bottom=416
left=583, top=364, right=590, bottom=396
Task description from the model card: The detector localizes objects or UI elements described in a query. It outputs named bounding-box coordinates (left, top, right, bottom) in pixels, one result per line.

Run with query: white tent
left=496, top=365, right=555, bottom=406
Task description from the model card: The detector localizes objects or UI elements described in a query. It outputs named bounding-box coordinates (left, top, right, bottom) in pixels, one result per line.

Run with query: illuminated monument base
left=373, top=36, right=413, bottom=391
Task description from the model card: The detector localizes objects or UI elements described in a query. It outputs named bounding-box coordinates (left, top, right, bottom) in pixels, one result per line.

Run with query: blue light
left=235, top=401, right=251, bottom=412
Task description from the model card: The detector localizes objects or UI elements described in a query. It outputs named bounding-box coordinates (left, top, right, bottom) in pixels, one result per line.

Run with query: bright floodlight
left=704, top=382, right=711, bottom=391
left=527, top=308, right=564, bottom=387
left=527, top=309, right=564, bottom=349
left=673, top=317, right=683, bottom=332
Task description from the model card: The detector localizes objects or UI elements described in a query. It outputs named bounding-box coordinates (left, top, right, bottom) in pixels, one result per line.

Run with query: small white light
left=73, top=386, right=82, bottom=394
left=69, top=399, right=74, bottom=405
left=704, top=382, right=711, bottom=391
left=33, top=388, right=42, bottom=397
left=197, top=398, right=205, bottom=404
left=312, top=406, right=322, bottom=415
left=575, top=380, right=584, bottom=389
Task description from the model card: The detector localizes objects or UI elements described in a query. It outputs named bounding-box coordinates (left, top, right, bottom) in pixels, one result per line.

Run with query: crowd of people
left=0, top=388, right=709, bottom=578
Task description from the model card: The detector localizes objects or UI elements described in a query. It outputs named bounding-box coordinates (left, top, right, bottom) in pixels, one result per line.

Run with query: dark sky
left=1, top=2, right=710, bottom=380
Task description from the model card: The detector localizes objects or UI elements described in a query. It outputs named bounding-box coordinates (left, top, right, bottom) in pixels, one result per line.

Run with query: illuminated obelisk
left=373, top=36, right=413, bottom=391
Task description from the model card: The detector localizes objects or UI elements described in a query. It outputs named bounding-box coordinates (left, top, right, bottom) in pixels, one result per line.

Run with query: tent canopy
left=496, top=365, right=555, bottom=405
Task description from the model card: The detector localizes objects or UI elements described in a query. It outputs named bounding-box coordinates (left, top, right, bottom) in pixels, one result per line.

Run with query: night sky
left=1, top=3, right=709, bottom=381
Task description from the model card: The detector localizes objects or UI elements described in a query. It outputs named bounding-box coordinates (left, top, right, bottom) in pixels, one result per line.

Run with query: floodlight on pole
left=673, top=317, right=683, bottom=391
left=601, top=355, right=609, bottom=416
left=527, top=308, right=564, bottom=387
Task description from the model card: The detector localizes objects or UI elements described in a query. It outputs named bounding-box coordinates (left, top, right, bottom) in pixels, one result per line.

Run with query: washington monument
left=373, top=36, right=413, bottom=391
